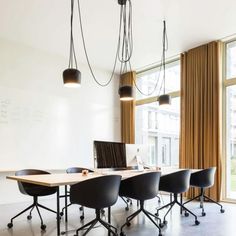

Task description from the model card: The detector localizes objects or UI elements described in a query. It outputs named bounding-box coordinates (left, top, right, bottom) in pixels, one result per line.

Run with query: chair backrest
left=66, top=167, right=94, bottom=174
left=119, top=172, right=161, bottom=201
left=159, top=170, right=191, bottom=194
left=70, top=175, right=121, bottom=209
left=190, top=167, right=216, bottom=188
left=16, top=169, right=56, bottom=196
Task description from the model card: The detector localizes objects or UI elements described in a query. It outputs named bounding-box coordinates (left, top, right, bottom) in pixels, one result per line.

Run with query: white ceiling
left=0, top=0, right=236, bottom=72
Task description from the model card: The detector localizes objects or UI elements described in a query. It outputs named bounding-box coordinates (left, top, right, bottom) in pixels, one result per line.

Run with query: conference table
left=7, top=168, right=198, bottom=235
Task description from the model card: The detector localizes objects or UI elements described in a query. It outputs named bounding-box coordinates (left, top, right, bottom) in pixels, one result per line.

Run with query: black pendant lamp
left=63, top=68, right=81, bottom=88
left=119, top=85, right=133, bottom=101
left=159, top=93, right=171, bottom=105
left=63, top=0, right=81, bottom=88
left=158, top=20, right=171, bottom=106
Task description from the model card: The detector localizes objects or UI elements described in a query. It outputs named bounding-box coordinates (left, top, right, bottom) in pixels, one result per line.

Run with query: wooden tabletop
left=6, top=168, right=200, bottom=187
left=6, top=173, right=104, bottom=187
left=6, top=170, right=159, bottom=187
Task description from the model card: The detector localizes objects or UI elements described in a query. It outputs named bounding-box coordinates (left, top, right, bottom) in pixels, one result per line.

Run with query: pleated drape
left=180, top=41, right=222, bottom=201
left=120, top=71, right=136, bottom=144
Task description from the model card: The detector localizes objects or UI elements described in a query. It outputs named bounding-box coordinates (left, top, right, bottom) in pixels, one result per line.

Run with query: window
left=226, top=41, right=236, bottom=79
left=135, top=59, right=180, bottom=168
left=148, top=136, right=158, bottom=166
left=224, top=40, right=236, bottom=200
left=136, top=60, right=180, bottom=100
left=162, top=137, right=171, bottom=166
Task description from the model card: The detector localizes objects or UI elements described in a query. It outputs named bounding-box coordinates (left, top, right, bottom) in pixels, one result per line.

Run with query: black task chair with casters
left=70, top=175, right=121, bottom=236
left=183, top=167, right=225, bottom=216
left=156, top=170, right=200, bottom=227
left=119, top=172, right=162, bottom=236
left=60, top=167, right=94, bottom=220
left=7, top=169, right=57, bottom=231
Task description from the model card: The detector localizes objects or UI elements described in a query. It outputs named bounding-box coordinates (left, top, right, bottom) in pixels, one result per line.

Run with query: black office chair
left=7, top=169, right=57, bottom=231
left=60, top=167, right=94, bottom=220
left=119, top=172, right=162, bottom=236
left=70, top=175, right=121, bottom=236
left=156, top=170, right=200, bottom=227
left=110, top=167, right=136, bottom=211
left=183, top=167, right=225, bottom=216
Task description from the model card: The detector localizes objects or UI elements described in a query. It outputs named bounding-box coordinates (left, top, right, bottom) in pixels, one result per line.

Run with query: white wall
left=0, top=38, right=121, bottom=204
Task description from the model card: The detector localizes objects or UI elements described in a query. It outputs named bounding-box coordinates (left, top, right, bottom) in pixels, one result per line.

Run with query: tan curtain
left=180, top=41, right=222, bottom=201
left=120, top=71, right=136, bottom=144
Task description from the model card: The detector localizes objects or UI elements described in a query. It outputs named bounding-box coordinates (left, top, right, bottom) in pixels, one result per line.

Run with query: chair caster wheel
left=27, top=215, right=32, bottom=220
left=41, top=224, right=46, bottom=231
left=80, top=215, right=84, bottom=221
left=125, top=207, right=129, bottom=211
left=60, top=212, right=64, bottom=217
left=126, top=221, right=131, bottom=227
left=7, top=223, right=13, bottom=228
left=202, top=212, right=206, bottom=216
left=163, top=220, right=168, bottom=225
left=159, top=223, right=165, bottom=228
left=79, top=206, right=83, bottom=211
left=220, top=209, right=225, bottom=213
left=158, top=233, right=163, bottom=236
left=195, top=220, right=200, bottom=225
left=184, top=212, right=189, bottom=217
left=120, top=232, right=126, bottom=236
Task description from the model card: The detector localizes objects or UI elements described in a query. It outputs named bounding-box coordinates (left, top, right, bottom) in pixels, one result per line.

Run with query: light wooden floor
left=0, top=196, right=234, bottom=236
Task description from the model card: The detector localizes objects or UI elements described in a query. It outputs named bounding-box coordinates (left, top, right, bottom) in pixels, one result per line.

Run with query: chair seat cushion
left=21, top=183, right=57, bottom=197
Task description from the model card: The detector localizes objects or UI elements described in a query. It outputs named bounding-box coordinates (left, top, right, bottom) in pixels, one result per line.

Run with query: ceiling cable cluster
left=117, top=0, right=134, bottom=101
left=117, top=0, right=166, bottom=99
left=62, top=0, right=172, bottom=105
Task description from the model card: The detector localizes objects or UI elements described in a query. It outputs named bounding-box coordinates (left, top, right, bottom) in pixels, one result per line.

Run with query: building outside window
left=135, top=59, right=180, bottom=167
left=225, top=40, right=236, bottom=200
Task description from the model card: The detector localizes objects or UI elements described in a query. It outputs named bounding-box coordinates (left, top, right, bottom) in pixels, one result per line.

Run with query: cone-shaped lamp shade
left=63, top=68, right=81, bottom=88
left=159, top=94, right=171, bottom=106
left=119, top=85, right=133, bottom=101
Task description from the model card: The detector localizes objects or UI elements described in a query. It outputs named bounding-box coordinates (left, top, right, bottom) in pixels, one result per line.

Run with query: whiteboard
left=0, top=86, right=94, bottom=171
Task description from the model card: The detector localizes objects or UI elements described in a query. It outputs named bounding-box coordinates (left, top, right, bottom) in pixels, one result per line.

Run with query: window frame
left=222, top=38, right=236, bottom=202
left=135, top=57, right=180, bottom=107
left=135, top=57, right=180, bottom=168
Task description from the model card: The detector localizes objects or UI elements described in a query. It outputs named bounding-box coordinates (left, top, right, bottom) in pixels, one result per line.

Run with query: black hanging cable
left=77, top=0, right=122, bottom=87
left=157, top=20, right=168, bottom=97
left=68, top=0, right=73, bottom=68
left=75, top=0, right=165, bottom=96
left=163, top=21, right=166, bottom=94
left=131, top=57, right=164, bottom=97
left=68, top=0, right=78, bottom=69
left=163, top=20, right=166, bottom=94
left=118, top=2, right=133, bottom=64
left=128, top=0, right=133, bottom=58
left=120, top=0, right=167, bottom=97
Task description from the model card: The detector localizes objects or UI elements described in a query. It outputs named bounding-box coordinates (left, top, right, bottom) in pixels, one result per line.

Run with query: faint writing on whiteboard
left=0, top=98, right=46, bottom=125
left=0, top=99, right=10, bottom=124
